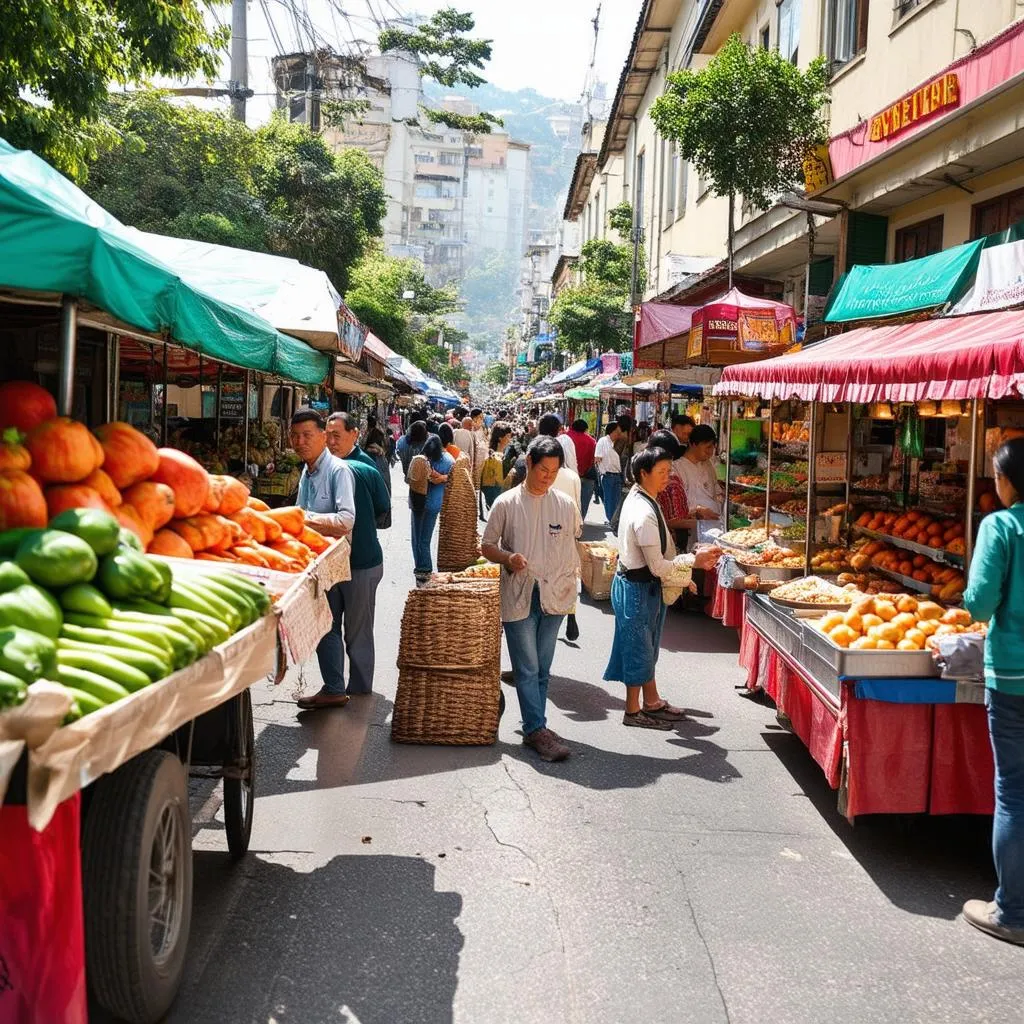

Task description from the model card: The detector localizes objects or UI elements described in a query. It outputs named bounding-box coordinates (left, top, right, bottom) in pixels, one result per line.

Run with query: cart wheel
left=82, top=749, right=193, bottom=1024
left=223, top=688, right=255, bottom=860
left=498, top=690, right=506, bottom=719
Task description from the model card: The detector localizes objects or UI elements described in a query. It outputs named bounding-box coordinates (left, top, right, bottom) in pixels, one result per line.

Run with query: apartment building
left=462, top=131, right=531, bottom=262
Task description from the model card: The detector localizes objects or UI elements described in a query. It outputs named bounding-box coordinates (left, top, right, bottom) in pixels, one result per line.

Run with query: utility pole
left=230, top=0, right=248, bottom=122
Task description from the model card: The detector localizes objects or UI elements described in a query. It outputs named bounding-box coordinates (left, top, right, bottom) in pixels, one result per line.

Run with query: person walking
left=567, top=418, right=598, bottom=521
left=408, top=435, right=453, bottom=582
left=289, top=408, right=357, bottom=711
left=604, top=446, right=720, bottom=728
left=322, top=412, right=390, bottom=697
left=482, top=436, right=581, bottom=762
left=595, top=421, right=623, bottom=527
left=438, top=421, right=461, bottom=460
left=482, top=422, right=513, bottom=510
left=962, top=437, right=1024, bottom=945
left=397, top=418, right=428, bottom=476
left=536, top=412, right=578, bottom=474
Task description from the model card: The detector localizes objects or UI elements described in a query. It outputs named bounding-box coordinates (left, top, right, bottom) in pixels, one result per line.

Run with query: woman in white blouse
left=603, top=447, right=720, bottom=728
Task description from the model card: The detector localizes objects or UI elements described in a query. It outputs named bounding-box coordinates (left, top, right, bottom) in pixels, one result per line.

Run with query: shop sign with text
left=869, top=72, right=960, bottom=142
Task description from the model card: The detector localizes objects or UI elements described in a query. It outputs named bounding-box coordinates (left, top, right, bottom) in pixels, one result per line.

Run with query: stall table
left=741, top=593, right=993, bottom=819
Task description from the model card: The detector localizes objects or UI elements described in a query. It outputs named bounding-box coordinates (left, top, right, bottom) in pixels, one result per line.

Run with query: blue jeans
left=601, top=473, right=622, bottom=524
left=580, top=475, right=595, bottom=522
left=503, top=584, right=563, bottom=735
left=987, top=688, right=1024, bottom=928
left=410, top=507, right=439, bottom=574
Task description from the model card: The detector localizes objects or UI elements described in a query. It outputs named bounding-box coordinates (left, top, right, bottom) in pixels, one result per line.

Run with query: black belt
left=617, top=565, right=656, bottom=583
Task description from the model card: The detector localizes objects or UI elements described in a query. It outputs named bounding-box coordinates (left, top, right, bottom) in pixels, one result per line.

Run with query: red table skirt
left=739, top=620, right=994, bottom=818
left=706, top=577, right=745, bottom=630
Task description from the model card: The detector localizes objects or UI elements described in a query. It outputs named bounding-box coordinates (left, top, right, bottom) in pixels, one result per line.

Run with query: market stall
left=710, top=305, right=1024, bottom=819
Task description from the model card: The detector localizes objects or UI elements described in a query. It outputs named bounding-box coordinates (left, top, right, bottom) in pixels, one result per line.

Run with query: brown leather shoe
left=524, top=727, right=570, bottom=762
left=296, top=688, right=350, bottom=711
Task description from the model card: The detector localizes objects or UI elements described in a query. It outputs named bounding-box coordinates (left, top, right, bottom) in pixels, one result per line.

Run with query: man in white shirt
left=537, top=412, right=577, bottom=474
left=594, top=421, right=623, bottom=527
left=482, top=436, right=581, bottom=763
left=675, top=424, right=723, bottom=538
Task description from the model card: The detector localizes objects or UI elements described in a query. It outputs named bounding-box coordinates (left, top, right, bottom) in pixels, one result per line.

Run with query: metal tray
left=769, top=594, right=852, bottom=612
left=799, top=618, right=939, bottom=679
left=746, top=594, right=805, bottom=660
left=737, top=560, right=804, bottom=581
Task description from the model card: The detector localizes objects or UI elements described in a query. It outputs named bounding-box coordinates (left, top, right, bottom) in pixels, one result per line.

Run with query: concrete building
left=463, top=132, right=531, bottom=262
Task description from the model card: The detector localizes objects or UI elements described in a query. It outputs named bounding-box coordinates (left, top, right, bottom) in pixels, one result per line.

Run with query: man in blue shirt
left=290, top=408, right=357, bottom=711
left=325, top=412, right=390, bottom=696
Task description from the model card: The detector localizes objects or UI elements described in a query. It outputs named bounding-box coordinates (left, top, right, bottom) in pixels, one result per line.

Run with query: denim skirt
left=603, top=572, right=668, bottom=686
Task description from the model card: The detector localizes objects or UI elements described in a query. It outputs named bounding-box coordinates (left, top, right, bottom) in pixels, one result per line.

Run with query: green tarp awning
left=823, top=239, right=985, bottom=324
left=0, top=139, right=330, bottom=385
left=564, top=387, right=599, bottom=400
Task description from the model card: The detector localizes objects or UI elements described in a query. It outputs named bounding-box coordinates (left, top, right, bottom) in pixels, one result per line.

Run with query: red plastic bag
left=0, top=796, right=86, bottom=1024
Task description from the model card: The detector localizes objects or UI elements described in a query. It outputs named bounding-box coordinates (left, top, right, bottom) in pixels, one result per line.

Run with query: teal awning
left=0, top=139, right=330, bottom=385
left=823, top=240, right=984, bottom=324
left=564, top=386, right=599, bottom=400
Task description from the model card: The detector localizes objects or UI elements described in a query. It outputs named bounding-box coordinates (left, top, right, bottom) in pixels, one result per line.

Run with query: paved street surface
left=165, top=469, right=1020, bottom=1024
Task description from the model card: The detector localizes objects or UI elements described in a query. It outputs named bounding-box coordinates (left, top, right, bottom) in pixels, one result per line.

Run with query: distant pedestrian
left=407, top=435, right=453, bottom=582
left=567, top=418, right=597, bottom=520
left=482, top=436, right=581, bottom=763
left=397, top=418, right=428, bottom=476
left=594, top=421, right=623, bottom=528
left=537, top=412, right=578, bottom=474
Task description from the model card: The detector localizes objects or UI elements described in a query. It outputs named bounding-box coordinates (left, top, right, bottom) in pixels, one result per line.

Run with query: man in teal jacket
left=322, top=412, right=390, bottom=696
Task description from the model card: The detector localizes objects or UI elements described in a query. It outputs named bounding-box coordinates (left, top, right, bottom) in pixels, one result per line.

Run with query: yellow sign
left=687, top=323, right=704, bottom=360
left=802, top=146, right=832, bottom=192
left=869, top=72, right=960, bottom=143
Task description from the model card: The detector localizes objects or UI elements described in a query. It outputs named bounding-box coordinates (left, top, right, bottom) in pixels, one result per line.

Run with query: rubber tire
left=82, top=749, right=193, bottom=1024
left=223, top=689, right=255, bottom=860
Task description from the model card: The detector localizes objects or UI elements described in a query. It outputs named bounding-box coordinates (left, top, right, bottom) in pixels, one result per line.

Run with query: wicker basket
left=392, top=579, right=502, bottom=745
left=578, top=540, right=617, bottom=600
left=437, top=454, right=480, bottom=572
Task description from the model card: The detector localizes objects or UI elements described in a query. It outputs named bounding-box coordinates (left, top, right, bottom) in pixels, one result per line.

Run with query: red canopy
left=714, top=310, right=1024, bottom=402
left=634, top=302, right=699, bottom=369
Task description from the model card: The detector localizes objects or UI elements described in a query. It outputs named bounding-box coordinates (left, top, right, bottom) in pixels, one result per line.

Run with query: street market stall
left=710, top=303, right=1024, bottom=820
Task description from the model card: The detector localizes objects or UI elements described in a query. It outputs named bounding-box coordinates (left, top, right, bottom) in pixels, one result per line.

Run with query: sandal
left=643, top=700, right=688, bottom=722
left=623, top=711, right=673, bottom=730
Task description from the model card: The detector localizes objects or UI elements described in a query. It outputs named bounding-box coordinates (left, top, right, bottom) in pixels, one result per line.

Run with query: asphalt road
left=165, top=468, right=1021, bottom=1024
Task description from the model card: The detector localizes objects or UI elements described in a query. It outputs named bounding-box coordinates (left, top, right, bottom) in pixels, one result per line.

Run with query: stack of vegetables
left=0, top=507, right=271, bottom=720
left=0, top=380, right=329, bottom=572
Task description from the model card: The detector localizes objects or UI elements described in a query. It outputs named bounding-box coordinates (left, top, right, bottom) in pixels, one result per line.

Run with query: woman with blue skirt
left=603, top=446, right=720, bottom=728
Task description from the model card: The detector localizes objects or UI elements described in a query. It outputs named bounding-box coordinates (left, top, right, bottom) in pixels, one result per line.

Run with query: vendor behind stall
left=674, top=424, right=723, bottom=543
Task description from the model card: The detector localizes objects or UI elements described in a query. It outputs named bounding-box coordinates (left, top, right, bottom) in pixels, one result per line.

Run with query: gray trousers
left=316, top=562, right=384, bottom=695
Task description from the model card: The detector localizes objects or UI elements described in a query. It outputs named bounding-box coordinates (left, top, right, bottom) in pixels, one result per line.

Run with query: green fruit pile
left=0, top=508, right=271, bottom=721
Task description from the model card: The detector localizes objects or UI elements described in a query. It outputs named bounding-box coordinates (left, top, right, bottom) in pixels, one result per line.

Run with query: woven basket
left=392, top=579, right=502, bottom=745
left=437, top=454, right=480, bottom=572
left=578, top=541, right=617, bottom=600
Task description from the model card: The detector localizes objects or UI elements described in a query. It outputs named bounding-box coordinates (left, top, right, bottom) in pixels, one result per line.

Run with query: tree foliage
left=86, top=93, right=386, bottom=292
left=0, top=0, right=228, bottom=179
left=651, top=36, right=830, bottom=276
left=479, top=363, right=510, bottom=386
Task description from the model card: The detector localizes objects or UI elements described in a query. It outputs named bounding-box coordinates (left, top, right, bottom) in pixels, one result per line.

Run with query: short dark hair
left=994, top=437, right=1024, bottom=499
left=327, top=411, right=359, bottom=432
left=453, top=406, right=468, bottom=420
left=689, top=424, right=718, bottom=446
left=604, top=422, right=619, bottom=436
left=367, top=413, right=378, bottom=427
left=438, top=422, right=454, bottom=446
left=571, top=419, right=588, bottom=432
left=291, top=407, right=325, bottom=430
left=408, top=420, right=428, bottom=444
left=409, top=412, right=426, bottom=425
left=647, top=429, right=682, bottom=460
left=422, top=435, right=444, bottom=462
left=489, top=422, right=512, bottom=449
left=632, top=446, right=673, bottom=481
left=671, top=413, right=696, bottom=429
left=617, top=414, right=633, bottom=431
left=526, top=435, right=563, bottom=467
left=537, top=412, right=561, bottom=437
left=470, top=407, right=483, bottom=418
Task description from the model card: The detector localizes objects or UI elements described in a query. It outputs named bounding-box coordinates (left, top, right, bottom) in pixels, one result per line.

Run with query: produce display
left=813, top=595, right=983, bottom=651
left=718, top=526, right=771, bottom=549
left=734, top=473, right=766, bottom=488
left=733, top=490, right=767, bottom=509
left=742, top=546, right=804, bottom=568
left=835, top=572, right=905, bottom=595
left=848, top=537, right=965, bottom=601
left=769, top=576, right=856, bottom=606
left=774, top=499, right=807, bottom=518
left=851, top=474, right=890, bottom=491
left=809, top=547, right=853, bottom=573
left=853, top=508, right=965, bottom=556
left=0, top=380, right=330, bottom=573
left=772, top=522, right=807, bottom=542
left=0, top=507, right=272, bottom=717
left=451, top=562, right=501, bottom=579
left=772, top=422, right=809, bottom=444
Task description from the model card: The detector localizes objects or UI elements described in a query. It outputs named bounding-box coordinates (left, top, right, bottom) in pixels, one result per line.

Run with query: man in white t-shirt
left=482, top=436, right=581, bottom=763
left=594, top=421, right=623, bottom=526
left=675, top=424, right=723, bottom=543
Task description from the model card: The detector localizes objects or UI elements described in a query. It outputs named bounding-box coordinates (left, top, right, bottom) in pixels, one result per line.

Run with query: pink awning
left=713, top=310, right=1024, bottom=403
left=634, top=302, right=699, bottom=368
left=363, top=331, right=398, bottom=361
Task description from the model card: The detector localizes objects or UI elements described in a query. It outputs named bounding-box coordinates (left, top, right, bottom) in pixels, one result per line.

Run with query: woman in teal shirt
left=963, top=437, right=1024, bottom=945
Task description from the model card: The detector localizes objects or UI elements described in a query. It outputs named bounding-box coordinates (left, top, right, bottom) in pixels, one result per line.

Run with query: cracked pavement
left=139, top=470, right=1023, bottom=1024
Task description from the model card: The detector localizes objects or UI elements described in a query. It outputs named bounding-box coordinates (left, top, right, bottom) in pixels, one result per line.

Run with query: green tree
left=379, top=8, right=502, bottom=133
left=651, top=35, right=830, bottom=285
left=0, top=0, right=227, bottom=179
left=86, top=93, right=385, bottom=291
left=480, top=363, right=510, bottom=387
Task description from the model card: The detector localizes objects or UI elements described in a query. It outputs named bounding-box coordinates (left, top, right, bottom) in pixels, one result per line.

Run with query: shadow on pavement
left=659, top=609, right=741, bottom=655
left=761, top=729, right=995, bottom=920
left=165, top=852, right=463, bottom=1024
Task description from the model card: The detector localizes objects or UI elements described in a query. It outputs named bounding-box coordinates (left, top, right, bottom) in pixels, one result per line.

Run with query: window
left=971, top=187, right=1024, bottom=239
left=677, top=159, right=688, bottom=218
left=894, top=216, right=943, bottom=262
left=760, top=24, right=771, bottom=49
left=895, top=0, right=923, bottom=19
left=826, top=0, right=868, bottom=71
left=664, top=140, right=677, bottom=223
left=777, top=0, right=801, bottom=63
